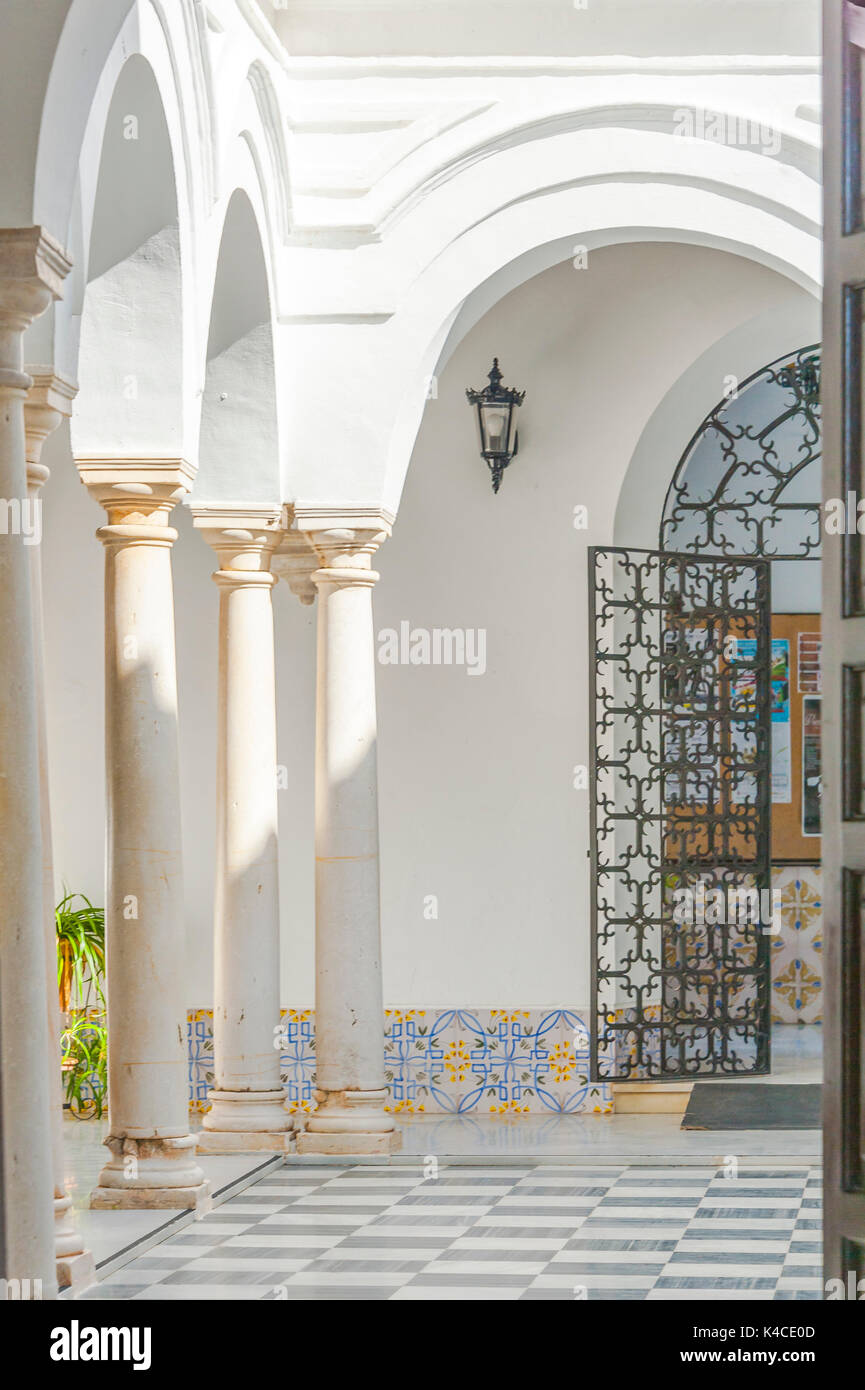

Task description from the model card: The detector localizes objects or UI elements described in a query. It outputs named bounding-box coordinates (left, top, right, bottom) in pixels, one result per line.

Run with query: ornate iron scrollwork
left=590, top=547, right=772, bottom=1080
left=660, top=346, right=821, bottom=561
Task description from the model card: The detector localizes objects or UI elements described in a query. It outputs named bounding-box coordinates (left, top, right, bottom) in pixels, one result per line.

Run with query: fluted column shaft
left=0, top=228, right=69, bottom=1298
left=76, top=458, right=210, bottom=1211
left=193, top=509, right=291, bottom=1152
left=296, top=518, right=400, bottom=1155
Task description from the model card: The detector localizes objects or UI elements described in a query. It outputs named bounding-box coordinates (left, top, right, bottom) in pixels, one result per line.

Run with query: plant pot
left=58, top=939, right=73, bottom=1013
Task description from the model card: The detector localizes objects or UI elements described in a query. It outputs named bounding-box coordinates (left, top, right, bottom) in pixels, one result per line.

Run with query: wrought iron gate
left=589, top=546, right=772, bottom=1080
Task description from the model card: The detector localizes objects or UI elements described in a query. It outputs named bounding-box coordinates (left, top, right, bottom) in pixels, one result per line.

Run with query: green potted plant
left=56, top=892, right=107, bottom=1119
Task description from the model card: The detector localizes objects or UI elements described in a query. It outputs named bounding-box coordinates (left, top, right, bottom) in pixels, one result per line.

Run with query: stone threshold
left=613, top=1081, right=694, bottom=1114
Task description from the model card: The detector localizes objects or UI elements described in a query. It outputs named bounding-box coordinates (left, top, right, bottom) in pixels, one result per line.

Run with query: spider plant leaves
left=55, top=892, right=106, bottom=1010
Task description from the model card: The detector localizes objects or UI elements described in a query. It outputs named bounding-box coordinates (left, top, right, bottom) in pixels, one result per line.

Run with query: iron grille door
left=589, top=546, right=772, bottom=1081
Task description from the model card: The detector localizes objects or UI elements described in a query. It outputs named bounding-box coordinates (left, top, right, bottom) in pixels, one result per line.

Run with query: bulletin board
left=770, top=614, right=821, bottom=863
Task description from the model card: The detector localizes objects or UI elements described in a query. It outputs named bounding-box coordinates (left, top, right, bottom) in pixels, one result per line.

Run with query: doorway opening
left=591, top=345, right=822, bottom=1134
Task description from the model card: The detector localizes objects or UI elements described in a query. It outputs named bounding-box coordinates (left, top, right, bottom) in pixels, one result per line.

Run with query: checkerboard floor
left=79, top=1163, right=823, bottom=1302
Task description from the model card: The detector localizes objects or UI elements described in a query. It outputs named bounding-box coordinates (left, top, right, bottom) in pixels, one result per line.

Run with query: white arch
left=24, top=11, right=823, bottom=517
left=186, top=98, right=292, bottom=482
left=33, top=2, right=291, bottom=395
left=35, top=0, right=209, bottom=244
left=279, top=117, right=820, bottom=511
left=29, top=0, right=292, bottom=472
left=38, top=6, right=203, bottom=437
left=374, top=100, right=820, bottom=236
left=194, top=186, right=280, bottom=504
left=615, top=295, right=821, bottom=553
left=70, top=50, right=189, bottom=456
left=386, top=186, right=819, bottom=512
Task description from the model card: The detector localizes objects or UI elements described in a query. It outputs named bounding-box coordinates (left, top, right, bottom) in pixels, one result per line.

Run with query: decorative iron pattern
left=660, top=345, right=821, bottom=561
left=589, top=547, right=772, bottom=1080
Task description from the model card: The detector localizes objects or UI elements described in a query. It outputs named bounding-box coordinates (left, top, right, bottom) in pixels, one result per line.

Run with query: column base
left=57, top=1250, right=97, bottom=1295
left=55, top=1192, right=85, bottom=1256
left=90, top=1182, right=212, bottom=1212
left=55, top=1192, right=95, bottom=1291
left=296, top=1128, right=402, bottom=1156
left=198, top=1088, right=294, bottom=1152
left=296, top=1088, right=401, bottom=1155
left=196, top=1129, right=295, bottom=1155
left=90, top=1132, right=212, bottom=1212
left=202, top=1087, right=292, bottom=1135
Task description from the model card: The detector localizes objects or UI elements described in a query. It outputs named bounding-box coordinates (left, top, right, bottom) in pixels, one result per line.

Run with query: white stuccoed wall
left=41, top=240, right=814, bottom=1008
left=375, top=242, right=815, bottom=1008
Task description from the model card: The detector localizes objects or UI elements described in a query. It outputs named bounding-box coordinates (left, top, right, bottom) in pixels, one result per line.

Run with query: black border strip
left=841, top=867, right=865, bottom=1192
left=843, top=285, right=865, bottom=616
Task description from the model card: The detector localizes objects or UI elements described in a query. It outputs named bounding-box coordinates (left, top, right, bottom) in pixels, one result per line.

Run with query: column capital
left=0, top=227, right=71, bottom=334
left=24, top=369, right=77, bottom=491
left=191, top=502, right=283, bottom=575
left=271, top=518, right=319, bottom=606
left=293, top=505, right=394, bottom=585
left=75, top=456, right=196, bottom=529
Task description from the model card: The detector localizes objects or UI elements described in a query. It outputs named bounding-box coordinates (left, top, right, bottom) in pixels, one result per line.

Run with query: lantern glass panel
left=482, top=403, right=510, bottom=455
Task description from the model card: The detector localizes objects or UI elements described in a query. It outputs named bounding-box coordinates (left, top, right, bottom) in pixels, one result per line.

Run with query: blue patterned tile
left=187, top=1006, right=612, bottom=1117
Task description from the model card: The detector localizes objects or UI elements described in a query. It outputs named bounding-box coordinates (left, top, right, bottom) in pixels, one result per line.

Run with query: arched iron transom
left=660, top=345, right=822, bottom=561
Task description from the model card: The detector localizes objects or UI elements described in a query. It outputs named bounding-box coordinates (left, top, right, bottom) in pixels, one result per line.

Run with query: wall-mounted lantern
left=465, top=358, right=526, bottom=494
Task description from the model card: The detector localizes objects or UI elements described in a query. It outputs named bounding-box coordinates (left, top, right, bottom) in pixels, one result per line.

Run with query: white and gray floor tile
left=77, top=1162, right=823, bottom=1302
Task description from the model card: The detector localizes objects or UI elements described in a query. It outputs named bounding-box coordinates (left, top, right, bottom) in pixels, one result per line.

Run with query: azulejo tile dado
left=770, top=865, right=823, bottom=1025
left=186, top=1008, right=316, bottom=1116
left=186, top=1007, right=612, bottom=1117
left=279, top=1008, right=316, bottom=1115
left=383, top=1008, right=612, bottom=1115
left=188, top=1008, right=214, bottom=1113
left=184, top=866, right=822, bottom=1116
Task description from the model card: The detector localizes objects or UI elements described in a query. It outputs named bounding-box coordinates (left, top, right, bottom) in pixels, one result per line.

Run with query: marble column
left=193, top=507, right=292, bottom=1152
left=75, top=457, right=210, bottom=1211
left=24, top=372, right=95, bottom=1290
left=0, top=228, right=69, bottom=1296
left=295, top=513, right=400, bottom=1155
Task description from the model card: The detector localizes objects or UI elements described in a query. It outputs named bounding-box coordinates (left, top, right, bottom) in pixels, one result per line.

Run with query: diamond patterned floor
left=78, top=1163, right=823, bottom=1302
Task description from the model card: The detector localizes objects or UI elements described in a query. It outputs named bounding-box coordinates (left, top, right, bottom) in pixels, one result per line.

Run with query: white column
left=24, top=372, right=95, bottom=1291
left=295, top=513, right=400, bottom=1155
left=193, top=507, right=292, bottom=1152
left=0, top=228, right=69, bottom=1297
left=75, top=457, right=210, bottom=1211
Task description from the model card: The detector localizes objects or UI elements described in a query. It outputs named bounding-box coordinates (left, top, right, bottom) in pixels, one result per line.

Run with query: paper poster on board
left=770, top=638, right=792, bottom=804
left=802, top=697, right=822, bottom=836
left=734, top=637, right=791, bottom=803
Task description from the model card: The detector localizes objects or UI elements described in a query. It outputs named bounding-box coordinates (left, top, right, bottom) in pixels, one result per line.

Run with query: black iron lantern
left=465, top=358, right=525, bottom=493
